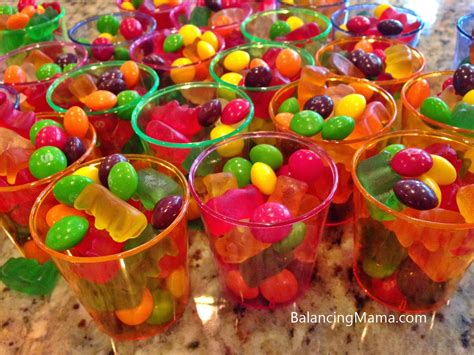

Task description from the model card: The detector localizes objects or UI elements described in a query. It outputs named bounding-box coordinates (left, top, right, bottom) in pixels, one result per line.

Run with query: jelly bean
left=275, top=49, right=302, bottom=78
left=30, top=119, right=63, bottom=144
left=286, top=16, right=304, bottom=31
left=98, top=33, right=114, bottom=41
left=249, top=58, right=269, bottom=69
left=36, top=63, right=62, bottom=80
left=64, top=137, right=86, bottom=163
left=35, top=126, right=67, bottom=149
left=147, top=290, right=174, bottom=325
left=64, top=106, right=89, bottom=138
left=223, top=157, right=252, bottom=187
left=224, top=50, right=250, bottom=72
left=382, top=144, right=406, bottom=157
left=303, top=95, right=333, bottom=119
left=466, top=147, right=474, bottom=174
left=114, top=47, right=130, bottom=60
left=0, top=5, right=15, bottom=15
left=250, top=144, right=283, bottom=170
left=290, top=110, right=324, bottom=137
left=119, top=17, right=144, bottom=40
left=419, top=175, right=441, bottom=207
left=197, top=40, right=216, bottom=60
left=273, top=112, right=293, bottom=130
left=97, top=78, right=127, bottom=95
left=170, top=58, right=195, bottom=83
left=390, top=148, right=433, bottom=177
left=347, top=49, right=366, bottom=67
left=198, top=99, right=221, bottom=126
left=250, top=162, right=277, bottom=195
left=179, top=24, right=202, bottom=46
left=121, top=1, right=135, bottom=10
left=220, top=72, right=243, bottom=86
left=108, top=161, right=138, bottom=200
left=117, top=90, right=140, bottom=107
left=120, top=61, right=140, bottom=88
left=221, top=99, right=250, bottom=125
left=4, top=65, right=26, bottom=84
left=462, top=90, right=474, bottom=105
left=278, top=97, right=300, bottom=114
left=164, top=33, right=184, bottom=53
left=210, top=124, right=243, bottom=157
left=420, top=97, right=451, bottom=123
left=6, top=13, right=29, bottom=30
left=116, top=288, right=154, bottom=326
left=97, top=15, right=120, bottom=35
left=151, top=195, right=183, bottom=229
left=83, top=90, right=117, bottom=111
left=453, top=64, right=474, bottom=96
left=226, top=270, right=259, bottom=299
left=374, top=3, right=392, bottom=18
left=29, top=147, right=68, bottom=179
left=393, top=179, right=438, bottom=210
left=362, top=256, right=398, bottom=279
left=92, top=37, right=114, bottom=61
left=99, top=153, right=128, bottom=186
left=425, top=154, right=457, bottom=185
left=202, top=30, right=219, bottom=51
left=354, top=39, right=373, bottom=53
left=377, top=19, right=403, bottom=35
left=335, top=94, right=366, bottom=119
left=46, top=204, right=87, bottom=227
left=98, top=69, right=124, bottom=85
left=166, top=267, right=187, bottom=298
left=272, top=222, right=306, bottom=254
left=259, top=269, right=298, bottom=304
left=250, top=202, right=292, bottom=243
left=321, top=115, right=355, bottom=140
left=270, top=20, right=291, bottom=40
left=73, top=166, right=100, bottom=183
left=53, top=175, right=94, bottom=206
left=346, top=15, right=370, bottom=33
left=55, top=53, right=78, bottom=70
left=356, top=53, right=383, bottom=77
left=245, top=66, right=272, bottom=88
left=45, top=216, right=89, bottom=251
left=406, top=79, right=430, bottom=109
left=288, top=149, right=323, bottom=182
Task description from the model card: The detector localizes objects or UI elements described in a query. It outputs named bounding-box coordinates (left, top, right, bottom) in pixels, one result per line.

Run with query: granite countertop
left=1, top=1, right=474, bottom=354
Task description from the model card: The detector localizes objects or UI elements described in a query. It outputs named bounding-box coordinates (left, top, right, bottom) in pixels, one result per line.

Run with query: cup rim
left=457, top=13, right=474, bottom=40
left=209, top=42, right=315, bottom=92
left=131, top=81, right=255, bottom=149
left=0, top=112, right=97, bottom=192
left=351, top=129, right=474, bottom=230
left=401, top=70, right=474, bottom=136
left=0, top=41, right=89, bottom=88
left=278, top=0, right=349, bottom=9
left=29, top=154, right=190, bottom=263
left=331, top=3, right=425, bottom=39
left=240, top=7, right=332, bottom=46
left=46, top=60, right=160, bottom=116
left=0, top=83, right=20, bottom=109
left=315, top=36, right=426, bottom=86
left=189, top=131, right=339, bottom=228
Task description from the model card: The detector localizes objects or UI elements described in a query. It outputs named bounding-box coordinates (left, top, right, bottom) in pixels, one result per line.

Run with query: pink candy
left=250, top=202, right=292, bottom=243
left=35, top=126, right=67, bottom=149
left=390, top=148, right=433, bottom=177
left=221, top=99, right=250, bottom=125
left=288, top=149, right=323, bottom=182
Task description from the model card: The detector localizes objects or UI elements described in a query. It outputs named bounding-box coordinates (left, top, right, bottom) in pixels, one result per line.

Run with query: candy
left=278, top=97, right=300, bottom=114
left=64, top=106, right=89, bottom=138
left=135, top=168, right=183, bottom=210
left=4, top=65, right=27, bottom=84
left=452, top=63, right=474, bottom=96
left=115, top=288, right=154, bottom=326
left=108, top=161, right=138, bottom=200
left=120, top=61, right=140, bottom=88
left=164, top=33, right=184, bottom=53
left=63, top=137, right=86, bottom=163
left=420, top=97, right=451, bottom=123
left=99, top=153, right=128, bottom=187
left=384, top=44, right=414, bottom=80
left=377, top=19, right=403, bottom=35
left=250, top=202, right=292, bottom=243
left=268, top=175, right=308, bottom=217
left=223, top=50, right=250, bottom=72
left=198, top=99, right=221, bottom=126
left=151, top=195, right=183, bottom=229
left=244, top=66, right=272, bottom=88
left=73, top=166, right=100, bottom=183
left=335, top=93, right=366, bottom=119
left=272, top=222, right=306, bottom=254
left=250, top=162, right=277, bottom=195
left=451, top=102, right=474, bottom=130
left=456, top=184, right=474, bottom=223
left=355, top=53, right=383, bottom=77
left=119, top=17, right=143, bottom=40
left=259, top=269, right=298, bottom=304
left=170, top=58, right=195, bottom=83
left=393, top=179, right=438, bottom=210
left=92, top=37, right=114, bottom=61
left=29, top=120, right=62, bottom=145
left=405, top=79, right=430, bottom=108
left=223, top=157, right=252, bottom=188
left=425, top=155, right=457, bottom=185
left=53, top=175, right=94, bottom=206
left=275, top=49, right=302, bottom=78
left=210, top=125, right=243, bottom=157
left=28, top=146, right=67, bottom=179
left=270, top=20, right=291, bottom=40
left=249, top=144, right=283, bottom=170
left=36, top=63, right=61, bottom=80
left=97, top=15, right=120, bottom=35
left=83, top=90, right=117, bottom=111
left=346, top=16, right=370, bottom=33
left=202, top=172, right=238, bottom=200
left=321, top=115, right=355, bottom=140
left=202, top=31, right=219, bottom=51
left=221, top=99, right=250, bottom=125
left=463, top=90, right=474, bottom=105
left=390, top=148, right=433, bottom=177
left=303, top=95, right=333, bottom=119
left=288, top=149, right=323, bottom=183
left=147, top=290, right=174, bottom=325
left=286, top=16, right=304, bottom=31
left=197, top=40, right=216, bottom=60
left=34, top=126, right=67, bottom=150
left=290, top=110, right=324, bottom=137
left=45, top=216, right=89, bottom=251
left=179, top=24, right=202, bottom=46
left=226, top=270, right=259, bottom=299
left=215, top=227, right=270, bottom=263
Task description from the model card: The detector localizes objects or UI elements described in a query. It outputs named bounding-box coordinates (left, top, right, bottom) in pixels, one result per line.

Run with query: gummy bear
left=68, top=74, right=98, bottom=102
left=145, top=120, right=191, bottom=165
left=384, top=44, right=414, bottom=79
left=0, top=148, right=34, bottom=184
left=297, top=66, right=329, bottom=107
left=134, top=168, right=183, bottom=210
left=150, top=100, right=201, bottom=138
left=268, top=175, right=308, bottom=216
left=328, top=52, right=365, bottom=78
left=202, top=172, right=238, bottom=201
left=24, top=49, right=54, bottom=70
left=456, top=184, right=474, bottom=223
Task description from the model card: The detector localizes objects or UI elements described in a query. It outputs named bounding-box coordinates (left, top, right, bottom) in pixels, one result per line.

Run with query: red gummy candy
left=42, top=2, right=61, bottom=14
left=149, top=100, right=201, bottom=138
left=145, top=120, right=190, bottom=164
left=284, top=22, right=321, bottom=41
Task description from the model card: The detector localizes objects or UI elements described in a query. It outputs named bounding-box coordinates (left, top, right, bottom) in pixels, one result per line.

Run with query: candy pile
left=120, top=0, right=182, bottom=12
left=0, top=1, right=61, bottom=31
left=268, top=13, right=321, bottom=41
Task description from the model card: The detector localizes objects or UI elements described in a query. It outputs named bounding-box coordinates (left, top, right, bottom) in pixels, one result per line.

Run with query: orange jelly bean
left=6, top=13, right=30, bottom=30
left=4, top=65, right=27, bottom=84
left=273, top=112, right=293, bottom=131
left=259, top=269, right=298, bottom=304
left=226, top=270, right=259, bottom=299
left=186, top=196, right=200, bottom=220
left=120, top=61, right=139, bottom=88
left=214, top=14, right=233, bottom=27
left=83, top=90, right=117, bottom=111
left=249, top=58, right=269, bottom=69
left=275, top=48, right=302, bottom=78
left=46, top=204, right=87, bottom=227
left=64, top=106, right=89, bottom=138
left=406, top=78, right=430, bottom=109
left=354, top=40, right=374, bottom=52
left=115, top=288, right=154, bottom=326
left=21, top=5, right=37, bottom=18
left=23, top=240, right=50, bottom=264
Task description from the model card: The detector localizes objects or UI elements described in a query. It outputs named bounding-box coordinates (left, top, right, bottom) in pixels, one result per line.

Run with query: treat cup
left=352, top=130, right=474, bottom=313
left=0, top=41, right=88, bottom=112
left=130, top=27, right=225, bottom=88
left=68, top=12, right=157, bottom=63
left=0, top=4, right=66, bottom=55
left=331, top=3, right=424, bottom=47
left=454, top=13, right=474, bottom=68
left=278, top=0, right=349, bottom=18
left=189, top=132, right=338, bottom=309
left=132, top=81, right=254, bottom=173
left=46, top=61, right=159, bottom=155
left=269, top=78, right=397, bottom=225
left=30, top=155, right=189, bottom=340
left=401, top=71, right=474, bottom=139
left=0, top=112, right=96, bottom=258
left=241, top=8, right=332, bottom=55
left=0, top=84, right=19, bottom=109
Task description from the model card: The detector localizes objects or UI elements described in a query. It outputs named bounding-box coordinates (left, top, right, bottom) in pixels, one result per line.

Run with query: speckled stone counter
left=1, top=1, right=474, bottom=354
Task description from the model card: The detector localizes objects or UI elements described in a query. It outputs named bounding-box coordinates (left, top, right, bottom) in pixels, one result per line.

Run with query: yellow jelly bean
left=202, top=30, right=219, bottom=51
left=121, top=2, right=135, bottom=10
left=335, top=94, right=366, bottom=119
left=250, top=162, right=277, bottom=195
left=462, top=90, right=474, bottom=105
left=170, top=57, right=195, bottom=83
left=154, top=0, right=168, bottom=5
left=73, top=166, right=100, bottom=184
left=419, top=175, right=441, bottom=207
left=335, top=24, right=349, bottom=39
left=166, top=267, right=187, bottom=298
left=286, top=16, right=304, bottom=31
left=98, top=33, right=114, bottom=41
left=282, top=0, right=294, bottom=4
left=425, top=154, right=457, bottom=185
left=210, top=124, right=244, bottom=157
left=178, top=24, right=201, bottom=46
left=223, top=50, right=250, bottom=72
left=218, top=72, right=243, bottom=100
left=465, top=147, right=474, bottom=173
left=374, top=4, right=393, bottom=19
left=197, top=40, right=216, bottom=60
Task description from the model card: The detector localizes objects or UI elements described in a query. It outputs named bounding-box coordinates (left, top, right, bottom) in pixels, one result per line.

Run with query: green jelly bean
left=270, top=20, right=291, bottom=40
left=420, top=97, right=451, bottom=123
left=147, top=289, right=175, bottom=325
left=29, top=147, right=67, bottom=179
left=382, top=144, right=406, bottom=157
left=63, top=63, right=77, bottom=72
left=108, top=161, right=138, bottom=200
left=164, top=33, right=184, bottom=53
left=190, top=6, right=211, bottom=27
left=36, top=63, right=62, bottom=80
left=290, top=110, right=324, bottom=137
left=321, top=115, right=355, bottom=140
left=117, top=90, right=141, bottom=119
left=53, top=175, right=94, bottom=206
left=45, top=216, right=89, bottom=251
left=114, top=46, right=130, bottom=60
left=278, top=97, right=300, bottom=114
left=223, top=157, right=252, bottom=188
left=249, top=144, right=284, bottom=170
left=451, top=102, right=474, bottom=130
left=97, top=15, right=120, bottom=35
left=0, top=5, right=15, bottom=15
left=30, top=119, right=63, bottom=144
left=272, top=222, right=307, bottom=254
left=362, top=256, right=399, bottom=279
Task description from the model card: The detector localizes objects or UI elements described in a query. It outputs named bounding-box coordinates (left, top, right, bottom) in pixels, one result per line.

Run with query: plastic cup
left=30, top=155, right=190, bottom=340
left=241, top=8, right=332, bottom=55
left=0, top=112, right=96, bottom=257
left=352, top=130, right=474, bottom=313
left=0, top=5, right=66, bottom=55
left=401, top=70, right=474, bottom=139
left=454, top=13, right=474, bottom=68
left=0, top=41, right=88, bottom=112
left=0, top=84, right=19, bottom=109
left=130, top=27, right=225, bottom=88
left=132, top=81, right=254, bottom=173
left=269, top=78, right=397, bottom=225
left=278, top=0, right=349, bottom=18
left=331, top=3, right=424, bottom=47
left=189, top=131, right=338, bottom=309
left=46, top=61, right=159, bottom=156
left=68, top=12, right=157, bottom=63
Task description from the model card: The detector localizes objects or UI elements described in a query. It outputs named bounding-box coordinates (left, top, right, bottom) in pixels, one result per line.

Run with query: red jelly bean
left=346, top=15, right=371, bottom=33
left=288, top=149, right=323, bottom=182
left=221, top=99, right=250, bottom=125
left=226, top=270, right=259, bottom=299
left=250, top=202, right=292, bottom=243
left=390, top=148, right=433, bottom=177
left=92, top=37, right=114, bottom=61
left=120, top=17, right=144, bottom=40
left=259, top=269, right=298, bottom=304
left=371, top=274, right=405, bottom=305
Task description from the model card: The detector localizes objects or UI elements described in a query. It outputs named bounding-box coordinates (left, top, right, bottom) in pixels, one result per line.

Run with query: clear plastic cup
left=278, top=0, right=349, bottom=18
left=454, top=13, right=474, bottom=68
left=0, top=84, right=19, bottom=109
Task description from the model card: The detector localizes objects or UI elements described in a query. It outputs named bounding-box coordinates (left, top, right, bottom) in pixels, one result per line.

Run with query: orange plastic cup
left=352, top=130, right=474, bottom=313
left=29, top=155, right=190, bottom=340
